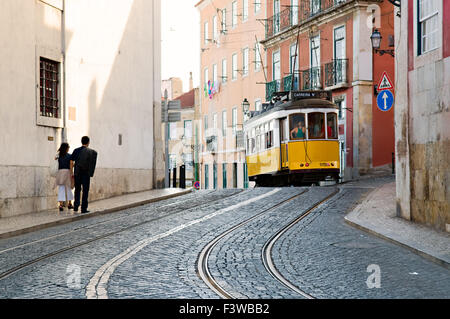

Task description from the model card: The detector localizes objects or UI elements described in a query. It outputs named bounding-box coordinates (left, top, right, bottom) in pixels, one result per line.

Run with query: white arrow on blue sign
left=377, top=90, right=394, bottom=112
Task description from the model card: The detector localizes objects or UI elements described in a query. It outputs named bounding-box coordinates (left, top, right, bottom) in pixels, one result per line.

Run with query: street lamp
left=242, top=98, right=250, bottom=113
left=242, top=98, right=250, bottom=122
left=370, top=29, right=395, bottom=57
left=370, top=29, right=382, bottom=50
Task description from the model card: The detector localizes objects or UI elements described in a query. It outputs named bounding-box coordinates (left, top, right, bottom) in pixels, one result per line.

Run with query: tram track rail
left=0, top=190, right=225, bottom=255
left=262, top=188, right=340, bottom=299
left=197, top=188, right=339, bottom=299
left=0, top=189, right=246, bottom=281
left=197, top=188, right=310, bottom=299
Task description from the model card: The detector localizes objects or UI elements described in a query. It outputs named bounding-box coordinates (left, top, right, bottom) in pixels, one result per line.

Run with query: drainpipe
left=61, top=0, right=67, bottom=142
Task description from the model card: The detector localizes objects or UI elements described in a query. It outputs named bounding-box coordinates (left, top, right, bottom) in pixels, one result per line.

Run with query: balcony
left=265, top=61, right=351, bottom=101
left=324, top=59, right=349, bottom=88
left=265, top=8, right=292, bottom=39
left=265, top=0, right=349, bottom=39
left=301, top=67, right=323, bottom=90
left=266, top=79, right=280, bottom=101
left=283, top=74, right=300, bottom=92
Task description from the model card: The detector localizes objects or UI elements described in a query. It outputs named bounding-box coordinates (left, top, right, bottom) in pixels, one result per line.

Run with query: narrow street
left=0, top=177, right=448, bottom=299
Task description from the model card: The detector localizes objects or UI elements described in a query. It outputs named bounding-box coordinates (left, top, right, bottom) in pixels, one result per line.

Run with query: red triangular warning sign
left=377, top=71, right=394, bottom=90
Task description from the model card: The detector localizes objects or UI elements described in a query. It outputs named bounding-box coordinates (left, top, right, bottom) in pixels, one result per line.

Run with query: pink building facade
left=196, top=0, right=267, bottom=189
left=262, top=0, right=396, bottom=180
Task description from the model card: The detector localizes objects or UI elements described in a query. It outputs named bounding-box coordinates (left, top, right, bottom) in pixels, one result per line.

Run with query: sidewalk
left=345, top=181, right=450, bottom=269
left=0, top=188, right=192, bottom=240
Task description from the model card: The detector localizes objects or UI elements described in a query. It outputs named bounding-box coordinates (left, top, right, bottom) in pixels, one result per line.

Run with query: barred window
left=40, top=58, right=60, bottom=118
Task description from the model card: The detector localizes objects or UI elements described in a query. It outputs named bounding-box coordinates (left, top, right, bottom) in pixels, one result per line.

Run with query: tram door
left=279, top=118, right=289, bottom=169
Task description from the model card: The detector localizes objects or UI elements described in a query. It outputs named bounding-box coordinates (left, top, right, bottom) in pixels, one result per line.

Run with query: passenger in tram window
left=313, top=121, right=325, bottom=138
left=308, top=113, right=325, bottom=139
left=327, top=119, right=334, bottom=139
left=290, top=121, right=306, bottom=140
left=327, top=113, right=338, bottom=139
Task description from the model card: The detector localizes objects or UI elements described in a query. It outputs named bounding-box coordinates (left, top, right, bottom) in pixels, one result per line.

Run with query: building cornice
left=195, top=0, right=211, bottom=11
left=260, top=0, right=382, bottom=49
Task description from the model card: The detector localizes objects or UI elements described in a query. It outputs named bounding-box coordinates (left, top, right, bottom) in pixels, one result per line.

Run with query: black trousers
left=74, top=172, right=91, bottom=212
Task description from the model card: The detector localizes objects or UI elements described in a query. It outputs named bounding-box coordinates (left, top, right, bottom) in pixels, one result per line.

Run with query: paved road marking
left=86, top=189, right=281, bottom=299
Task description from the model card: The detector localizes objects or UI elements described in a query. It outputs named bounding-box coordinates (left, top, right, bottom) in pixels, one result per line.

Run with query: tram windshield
left=327, top=113, right=338, bottom=139
left=289, top=113, right=306, bottom=140
left=308, top=113, right=325, bottom=139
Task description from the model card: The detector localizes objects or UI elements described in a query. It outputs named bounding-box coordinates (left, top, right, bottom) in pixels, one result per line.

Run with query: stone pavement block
left=345, top=181, right=450, bottom=268
left=0, top=188, right=192, bottom=240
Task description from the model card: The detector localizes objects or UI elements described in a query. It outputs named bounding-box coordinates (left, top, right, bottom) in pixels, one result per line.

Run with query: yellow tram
left=244, top=91, right=340, bottom=186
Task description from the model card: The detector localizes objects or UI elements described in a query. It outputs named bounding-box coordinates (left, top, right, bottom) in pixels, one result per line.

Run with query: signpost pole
left=164, top=90, right=169, bottom=189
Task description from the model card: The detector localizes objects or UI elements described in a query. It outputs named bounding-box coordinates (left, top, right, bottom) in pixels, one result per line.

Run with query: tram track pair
left=0, top=191, right=210, bottom=255
left=0, top=189, right=239, bottom=255
left=197, top=187, right=340, bottom=299
left=0, top=189, right=245, bottom=281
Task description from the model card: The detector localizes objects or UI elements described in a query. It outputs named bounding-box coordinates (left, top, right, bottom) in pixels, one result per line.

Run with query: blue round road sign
left=194, top=181, right=200, bottom=190
left=377, top=90, right=394, bottom=112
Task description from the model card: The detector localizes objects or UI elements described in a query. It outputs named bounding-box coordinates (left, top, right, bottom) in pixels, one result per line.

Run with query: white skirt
left=58, top=185, right=74, bottom=201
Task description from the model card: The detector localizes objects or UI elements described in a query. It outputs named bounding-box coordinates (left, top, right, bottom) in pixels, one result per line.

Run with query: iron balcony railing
left=265, top=0, right=349, bottom=39
left=301, top=67, right=323, bottom=90
left=282, top=74, right=300, bottom=91
left=324, top=59, right=349, bottom=87
left=265, top=71, right=318, bottom=101
left=266, top=79, right=280, bottom=101
left=265, top=8, right=292, bottom=39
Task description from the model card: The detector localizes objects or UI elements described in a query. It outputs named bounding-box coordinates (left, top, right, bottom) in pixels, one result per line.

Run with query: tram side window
left=265, top=122, right=274, bottom=149
left=251, top=128, right=256, bottom=153
left=268, top=121, right=274, bottom=148
left=246, top=133, right=250, bottom=154
left=326, top=113, right=338, bottom=139
left=308, top=113, right=325, bottom=139
left=289, top=113, right=306, bottom=140
left=256, top=126, right=260, bottom=152
left=266, top=131, right=273, bottom=149
left=260, top=125, right=265, bottom=151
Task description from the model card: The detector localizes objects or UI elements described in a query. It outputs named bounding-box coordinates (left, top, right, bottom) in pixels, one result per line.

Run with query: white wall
left=0, top=0, right=162, bottom=217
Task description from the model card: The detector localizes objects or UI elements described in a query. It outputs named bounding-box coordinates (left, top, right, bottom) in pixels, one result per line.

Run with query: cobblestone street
left=0, top=177, right=448, bottom=299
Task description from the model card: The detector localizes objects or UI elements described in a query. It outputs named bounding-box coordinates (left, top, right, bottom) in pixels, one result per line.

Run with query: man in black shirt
left=70, top=136, right=98, bottom=214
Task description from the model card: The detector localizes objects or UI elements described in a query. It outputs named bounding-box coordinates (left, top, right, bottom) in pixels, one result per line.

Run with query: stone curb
left=0, top=189, right=193, bottom=240
left=344, top=217, right=449, bottom=270
left=344, top=184, right=450, bottom=270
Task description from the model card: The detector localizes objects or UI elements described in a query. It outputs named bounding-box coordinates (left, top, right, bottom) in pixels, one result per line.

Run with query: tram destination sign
left=290, top=90, right=332, bottom=101
left=271, top=90, right=332, bottom=102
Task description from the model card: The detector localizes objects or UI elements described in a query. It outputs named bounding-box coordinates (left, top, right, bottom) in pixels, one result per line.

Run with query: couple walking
left=55, top=136, right=97, bottom=214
